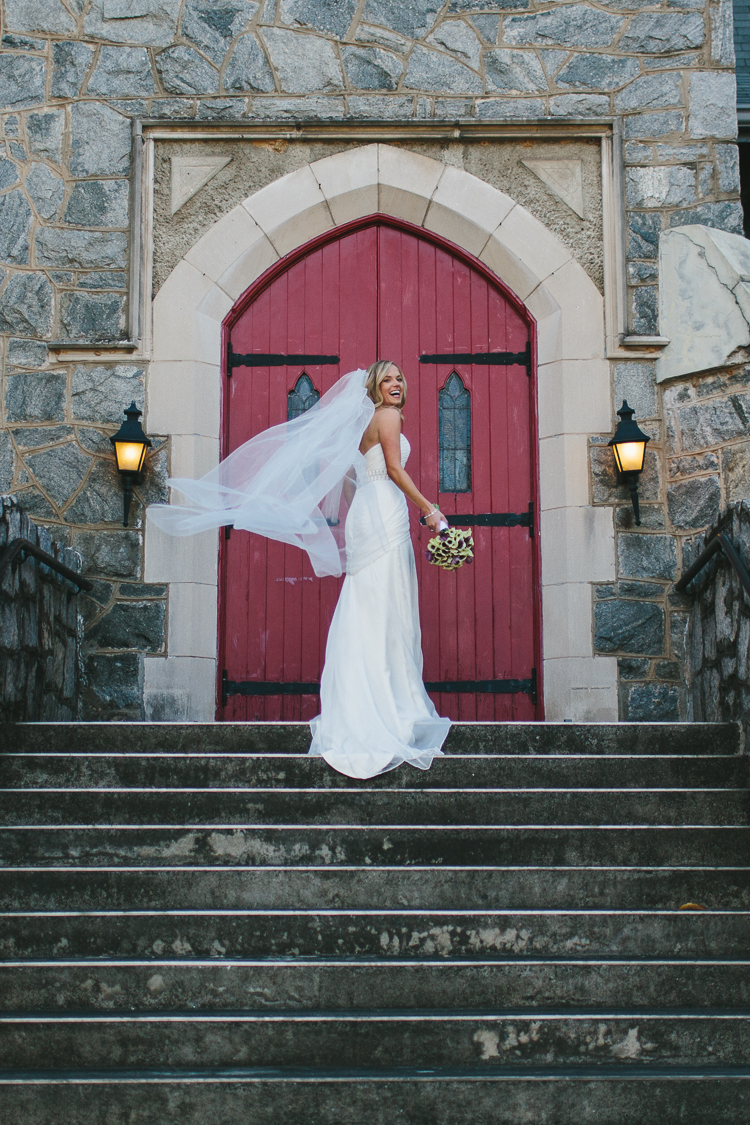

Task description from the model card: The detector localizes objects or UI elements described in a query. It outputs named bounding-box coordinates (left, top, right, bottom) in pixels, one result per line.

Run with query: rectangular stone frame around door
left=82, top=119, right=656, bottom=722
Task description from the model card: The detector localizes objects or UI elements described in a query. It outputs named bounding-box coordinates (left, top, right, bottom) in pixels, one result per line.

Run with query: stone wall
left=0, top=0, right=741, bottom=343
left=0, top=492, right=83, bottom=720
left=591, top=357, right=750, bottom=720
left=0, top=356, right=168, bottom=717
left=684, top=499, right=750, bottom=736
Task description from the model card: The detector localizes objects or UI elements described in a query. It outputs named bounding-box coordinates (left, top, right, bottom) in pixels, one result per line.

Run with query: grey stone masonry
left=0, top=493, right=83, bottom=721
left=685, top=500, right=750, bottom=734
left=1, top=351, right=168, bottom=719
left=591, top=356, right=750, bottom=721
left=0, top=0, right=741, bottom=343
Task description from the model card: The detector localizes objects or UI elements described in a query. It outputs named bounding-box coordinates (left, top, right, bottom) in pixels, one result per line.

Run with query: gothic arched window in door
left=439, top=371, right=471, bottom=492
left=287, top=372, right=320, bottom=420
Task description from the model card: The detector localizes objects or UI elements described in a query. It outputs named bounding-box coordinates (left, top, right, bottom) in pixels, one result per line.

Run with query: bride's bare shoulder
left=360, top=405, right=401, bottom=453
left=375, top=405, right=402, bottom=432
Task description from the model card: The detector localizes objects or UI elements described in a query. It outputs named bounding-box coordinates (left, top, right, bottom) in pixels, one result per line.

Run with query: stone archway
left=144, top=143, right=616, bottom=722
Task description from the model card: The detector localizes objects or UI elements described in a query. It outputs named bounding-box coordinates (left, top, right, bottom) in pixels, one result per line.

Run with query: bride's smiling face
left=380, top=366, right=404, bottom=408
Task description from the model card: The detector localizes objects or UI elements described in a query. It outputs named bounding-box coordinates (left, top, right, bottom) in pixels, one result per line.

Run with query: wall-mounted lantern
left=110, top=401, right=152, bottom=527
left=608, top=400, right=650, bottom=527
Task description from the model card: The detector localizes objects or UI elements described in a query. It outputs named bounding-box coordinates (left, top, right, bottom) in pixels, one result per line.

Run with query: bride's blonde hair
left=366, top=360, right=407, bottom=415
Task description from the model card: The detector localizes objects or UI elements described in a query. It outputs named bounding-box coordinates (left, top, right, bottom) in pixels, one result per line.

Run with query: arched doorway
left=217, top=216, right=541, bottom=722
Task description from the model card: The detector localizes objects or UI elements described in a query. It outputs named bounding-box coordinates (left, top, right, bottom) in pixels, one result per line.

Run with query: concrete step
left=2, top=720, right=746, bottom=1120
left=3, top=754, right=745, bottom=790
left=3, top=1010, right=750, bottom=1070
left=2, top=910, right=748, bottom=962
left=2, top=1069, right=750, bottom=1125
left=6, top=722, right=740, bottom=757
left=4, top=865, right=748, bottom=912
left=3, top=825, right=749, bottom=867
left=2, top=958, right=750, bottom=1012
left=2, top=788, right=747, bottom=827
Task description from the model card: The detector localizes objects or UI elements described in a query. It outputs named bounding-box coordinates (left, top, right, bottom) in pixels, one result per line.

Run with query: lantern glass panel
left=613, top=440, right=646, bottom=473
left=115, top=440, right=147, bottom=473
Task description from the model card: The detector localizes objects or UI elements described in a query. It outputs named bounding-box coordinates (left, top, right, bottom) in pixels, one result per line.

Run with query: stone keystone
left=657, top=225, right=750, bottom=383
left=170, top=156, right=232, bottom=214
left=522, top=159, right=585, bottom=218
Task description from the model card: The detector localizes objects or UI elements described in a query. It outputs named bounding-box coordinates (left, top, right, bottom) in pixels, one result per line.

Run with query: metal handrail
left=0, top=537, right=93, bottom=592
left=675, top=530, right=750, bottom=598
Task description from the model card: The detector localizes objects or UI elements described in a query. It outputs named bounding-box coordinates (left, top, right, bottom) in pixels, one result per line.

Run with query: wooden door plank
left=455, top=260, right=484, bottom=721
left=284, top=254, right=316, bottom=721
left=438, top=249, right=464, bottom=717
left=414, top=236, right=441, bottom=693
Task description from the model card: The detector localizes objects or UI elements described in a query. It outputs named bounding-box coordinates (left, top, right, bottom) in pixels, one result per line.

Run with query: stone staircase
left=1, top=720, right=749, bottom=1123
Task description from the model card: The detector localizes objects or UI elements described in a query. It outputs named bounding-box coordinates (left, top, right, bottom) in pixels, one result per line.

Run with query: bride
left=309, top=361, right=451, bottom=778
left=147, top=359, right=451, bottom=779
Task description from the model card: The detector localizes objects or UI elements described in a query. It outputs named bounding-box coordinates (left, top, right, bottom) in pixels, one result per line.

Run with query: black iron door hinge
left=227, top=346, right=340, bottom=376
left=420, top=341, right=532, bottom=376
left=223, top=668, right=537, bottom=706
left=446, top=502, right=534, bottom=538
left=424, top=668, right=537, bottom=705
left=222, top=670, right=321, bottom=705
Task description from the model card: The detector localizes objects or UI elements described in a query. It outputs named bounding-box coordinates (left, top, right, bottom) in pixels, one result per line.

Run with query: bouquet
left=425, top=525, right=474, bottom=571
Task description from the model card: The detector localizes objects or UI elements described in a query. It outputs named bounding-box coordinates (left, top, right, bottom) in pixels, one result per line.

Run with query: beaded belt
left=366, top=468, right=391, bottom=481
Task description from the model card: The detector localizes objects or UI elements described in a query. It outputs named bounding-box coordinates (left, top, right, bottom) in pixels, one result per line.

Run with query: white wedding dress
left=309, top=435, right=451, bottom=778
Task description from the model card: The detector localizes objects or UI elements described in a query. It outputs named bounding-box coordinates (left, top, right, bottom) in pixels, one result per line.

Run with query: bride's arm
left=378, top=408, right=446, bottom=533
left=342, top=466, right=357, bottom=506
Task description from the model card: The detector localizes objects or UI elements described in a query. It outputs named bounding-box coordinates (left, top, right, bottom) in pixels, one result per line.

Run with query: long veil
left=147, top=368, right=388, bottom=578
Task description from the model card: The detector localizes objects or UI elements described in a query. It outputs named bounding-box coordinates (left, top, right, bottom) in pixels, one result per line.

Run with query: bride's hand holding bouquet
left=422, top=504, right=447, bottom=534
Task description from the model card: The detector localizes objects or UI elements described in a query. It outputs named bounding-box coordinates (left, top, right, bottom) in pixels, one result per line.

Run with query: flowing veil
left=147, top=368, right=389, bottom=578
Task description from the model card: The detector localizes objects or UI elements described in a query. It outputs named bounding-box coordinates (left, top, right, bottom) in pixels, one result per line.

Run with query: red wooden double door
left=218, top=218, right=541, bottom=721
